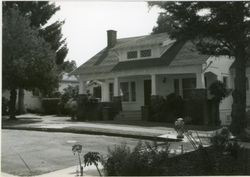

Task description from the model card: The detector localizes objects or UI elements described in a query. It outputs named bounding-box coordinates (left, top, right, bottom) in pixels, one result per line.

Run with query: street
left=1, top=130, right=141, bottom=176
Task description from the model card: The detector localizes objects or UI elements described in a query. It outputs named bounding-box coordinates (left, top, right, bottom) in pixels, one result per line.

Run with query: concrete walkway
left=2, top=163, right=103, bottom=177
left=2, top=114, right=216, bottom=142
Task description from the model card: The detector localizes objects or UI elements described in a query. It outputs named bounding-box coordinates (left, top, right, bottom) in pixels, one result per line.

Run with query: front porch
left=81, top=72, right=208, bottom=111
left=76, top=62, right=228, bottom=125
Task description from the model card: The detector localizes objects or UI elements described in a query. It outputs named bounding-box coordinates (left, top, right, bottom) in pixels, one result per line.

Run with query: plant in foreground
left=72, top=144, right=83, bottom=176
left=102, top=141, right=170, bottom=176
left=84, top=152, right=102, bottom=176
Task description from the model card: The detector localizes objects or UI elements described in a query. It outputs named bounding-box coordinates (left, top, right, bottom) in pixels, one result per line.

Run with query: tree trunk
left=230, top=47, right=247, bottom=135
left=9, top=88, right=17, bottom=120
left=18, top=88, right=25, bottom=114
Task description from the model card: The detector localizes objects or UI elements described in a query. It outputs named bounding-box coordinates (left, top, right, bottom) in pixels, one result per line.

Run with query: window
left=120, top=82, right=136, bottom=102
left=174, top=79, right=180, bottom=95
left=182, top=78, right=196, bottom=99
left=223, top=76, right=228, bottom=88
left=140, top=49, right=151, bottom=57
left=127, top=51, right=138, bottom=59
left=93, top=86, right=101, bottom=98
left=32, top=88, right=40, bottom=97
left=120, top=82, right=129, bottom=101
left=109, top=83, right=114, bottom=101
left=131, top=82, right=136, bottom=101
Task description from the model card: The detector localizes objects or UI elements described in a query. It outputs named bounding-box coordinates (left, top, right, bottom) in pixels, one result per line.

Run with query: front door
left=144, top=80, right=151, bottom=106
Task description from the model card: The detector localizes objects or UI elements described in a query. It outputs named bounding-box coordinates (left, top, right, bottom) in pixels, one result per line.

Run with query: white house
left=58, top=72, right=79, bottom=93
left=72, top=30, right=234, bottom=124
left=2, top=73, right=79, bottom=113
left=2, top=89, right=42, bottom=112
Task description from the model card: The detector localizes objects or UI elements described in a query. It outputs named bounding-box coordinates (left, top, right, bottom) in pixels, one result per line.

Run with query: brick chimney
left=107, top=30, right=117, bottom=48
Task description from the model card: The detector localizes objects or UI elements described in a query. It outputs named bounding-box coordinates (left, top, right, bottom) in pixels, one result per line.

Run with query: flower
left=72, top=144, right=82, bottom=154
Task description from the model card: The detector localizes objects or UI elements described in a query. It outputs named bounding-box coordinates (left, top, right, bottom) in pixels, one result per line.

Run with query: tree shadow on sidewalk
left=2, top=116, right=42, bottom=126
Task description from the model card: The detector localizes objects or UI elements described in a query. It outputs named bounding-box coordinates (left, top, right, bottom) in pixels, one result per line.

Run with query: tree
left=3, top=2, right=69, bottom=114
left=149, top=1, right=250, bottom=135
left=3, top=8, right=58, bottom=119
left=2, top=1, right=68, bottom=65
left=57, top=60, right=77, bottom=74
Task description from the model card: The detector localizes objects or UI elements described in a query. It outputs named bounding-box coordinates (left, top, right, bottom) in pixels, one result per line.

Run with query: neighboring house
left=72, top=30, right=234, bottom=124
left=2, top=73, right=80, bottom=113
left=2, top=89, right=42, bottom=112
left=58, top=72, right=79, bottom=93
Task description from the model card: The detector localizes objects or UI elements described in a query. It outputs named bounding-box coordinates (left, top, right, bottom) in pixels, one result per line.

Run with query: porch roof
left=71, top=33, right=209, bottom=76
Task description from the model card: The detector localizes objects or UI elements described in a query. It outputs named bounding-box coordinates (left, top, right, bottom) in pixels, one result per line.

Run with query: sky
left=50, top=1, right=162, bottom=67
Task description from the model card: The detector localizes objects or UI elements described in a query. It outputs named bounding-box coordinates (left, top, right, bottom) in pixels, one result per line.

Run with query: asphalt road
left=1, top=130, right=141, bottom=176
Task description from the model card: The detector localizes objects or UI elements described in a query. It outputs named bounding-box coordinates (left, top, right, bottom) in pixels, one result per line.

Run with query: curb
left=2, top=126, right=181, bottom=142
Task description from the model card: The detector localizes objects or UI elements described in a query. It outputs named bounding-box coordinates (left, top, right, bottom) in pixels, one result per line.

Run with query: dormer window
left=127, top=51, right=138, bottom=59
left=140, top=49, right=151, bottom=57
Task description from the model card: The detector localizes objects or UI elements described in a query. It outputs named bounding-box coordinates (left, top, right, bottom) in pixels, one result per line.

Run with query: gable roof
left=71, top=33, right=209, bottom=75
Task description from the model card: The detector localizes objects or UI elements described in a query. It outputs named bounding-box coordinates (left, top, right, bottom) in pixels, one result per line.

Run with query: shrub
left=150, top=93, right=184, bottom=123
left=42, top=98, right=60, bottom=114
left=58, top=85, right=79, bottom=115
left=102, top=141, right=170, bottom=176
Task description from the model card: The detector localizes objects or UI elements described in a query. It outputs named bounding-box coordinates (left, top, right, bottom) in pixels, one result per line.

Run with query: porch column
left=113, top=77, right=122, bottom=112
left=77, top=79, right=88, bottom=121
left=151, top=74, right=157, bottom=95
left=101, top=82, right=109, bottom=102
left=196, top=72, right=205, bottom=89
left=79, top=80, right=87, bottom=94
left=114, top=77, right=119, bottom=96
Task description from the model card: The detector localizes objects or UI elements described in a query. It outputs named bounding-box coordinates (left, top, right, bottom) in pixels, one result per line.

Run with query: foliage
left=72, top=144, right=83, bottom=176
left=149, top=1, right=250, bottom=135
left=57, top=60, right=77, bottom=75
left=42, top=98, right=60, bottom=115
left=3, top=1, right=68, bottom=65
left=3, top=8, right=58, bottom=92
left=58, top=85, right=79, bottom=116
left=150, top=93, right=184, bottom=122
left=209, top=80, right=230, bottom=102
left=3, top=8, right=58, bottom=119
left=102, top=141, right=170, bottom=176
left=84, top=152, right=102, bottom=176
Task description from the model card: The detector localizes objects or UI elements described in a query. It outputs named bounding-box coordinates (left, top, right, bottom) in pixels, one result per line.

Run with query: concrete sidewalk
left=2, top=163, right=103, bottom=177
left=2, top=114, right=216, bottom=142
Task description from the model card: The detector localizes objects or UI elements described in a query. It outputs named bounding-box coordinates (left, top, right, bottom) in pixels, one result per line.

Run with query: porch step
left=115, top=110, right=141, bottom=121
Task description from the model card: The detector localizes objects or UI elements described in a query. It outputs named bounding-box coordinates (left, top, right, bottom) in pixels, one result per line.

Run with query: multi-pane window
left=127, top=51, right=138, bottom=59
left=120, top=82, right=129, bottom=101
left=140, top=49, right=151, bottom=57
left=131, top=81, right=136, bottom=101
left=120, top=82, right=136, bottom=102
left=32, top=88, right=40, bottom=97
left=223, top=76, right=228, bottom=88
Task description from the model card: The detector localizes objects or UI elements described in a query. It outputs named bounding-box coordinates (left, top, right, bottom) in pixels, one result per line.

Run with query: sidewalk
left=2, top=114, right=216, bottom=142
left=2, top=163, right=103, bottom=177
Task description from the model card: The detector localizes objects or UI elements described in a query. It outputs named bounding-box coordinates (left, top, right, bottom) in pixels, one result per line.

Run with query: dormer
left=107, top=30, right=174, bottom=62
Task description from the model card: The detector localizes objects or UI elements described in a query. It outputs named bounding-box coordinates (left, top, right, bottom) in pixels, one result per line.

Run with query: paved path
left=2, top=114, right=216, bottom=142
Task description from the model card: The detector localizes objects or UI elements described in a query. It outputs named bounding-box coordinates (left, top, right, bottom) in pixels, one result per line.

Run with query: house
left=2, top=73, right=79, bottom=114
left=58, top=72, right=79, bottom=93
left=2, top=89, right=43, bottom=113
left=72, top=30, right=234, bottom=124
